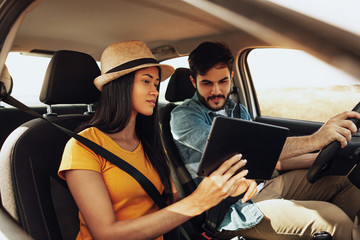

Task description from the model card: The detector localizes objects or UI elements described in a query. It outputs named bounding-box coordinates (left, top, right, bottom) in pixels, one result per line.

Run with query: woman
left=58, top=40, right=257, bottom=240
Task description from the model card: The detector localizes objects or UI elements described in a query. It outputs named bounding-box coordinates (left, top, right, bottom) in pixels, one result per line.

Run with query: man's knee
left=255, top=199, right=353, bottom=240
left=318, top=202, right=353, bottom=240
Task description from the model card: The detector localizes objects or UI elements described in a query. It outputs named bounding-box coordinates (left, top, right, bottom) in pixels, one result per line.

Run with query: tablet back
left=197, top=116, right=289, bottom=179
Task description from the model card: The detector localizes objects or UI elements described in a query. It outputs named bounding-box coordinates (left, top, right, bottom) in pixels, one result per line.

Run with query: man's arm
left=277, top=111, right=360, bottom=169
left=170, top=106, right=211, bottom=154
left=276, top=153, right=317, bottom=171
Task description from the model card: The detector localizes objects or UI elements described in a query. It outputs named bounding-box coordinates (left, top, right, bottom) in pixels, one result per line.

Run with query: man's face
left=191, top=64, right=232, bottom=111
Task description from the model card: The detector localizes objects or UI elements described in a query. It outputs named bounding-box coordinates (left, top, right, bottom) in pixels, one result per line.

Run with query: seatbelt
left=1, top=84, right=245, bottom=240
left=202, top=196, right=242, bottom=238
left=1, top=90, right=190, bottom=240
left=231, top=86, right=241, bottom=119
left=171, top=153, right=244, bottom=239
left=193, top=87, right=244, bottom=239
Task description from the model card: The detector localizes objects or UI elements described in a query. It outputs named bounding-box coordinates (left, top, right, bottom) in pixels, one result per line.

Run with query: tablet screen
left=197, top=116, right=289, bottom=179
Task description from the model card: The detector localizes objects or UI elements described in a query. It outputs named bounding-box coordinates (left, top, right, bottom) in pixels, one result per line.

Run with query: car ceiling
left=5, top=0, right=360, bottom=81
left=12, top=0, right=264, bottom=60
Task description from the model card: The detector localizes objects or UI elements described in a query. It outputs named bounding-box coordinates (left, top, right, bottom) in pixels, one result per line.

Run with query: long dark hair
left=87, top=70, right=173, bottom=202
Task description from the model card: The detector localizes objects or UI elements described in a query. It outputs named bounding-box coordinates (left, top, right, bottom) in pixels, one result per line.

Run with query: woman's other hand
left=189, top=154, right=257, bottom=212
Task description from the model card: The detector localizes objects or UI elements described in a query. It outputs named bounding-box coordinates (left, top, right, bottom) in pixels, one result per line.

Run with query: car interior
left=159, top=68, right=195, bottom=197
left=0, top=50, right=100, bottom=239
left=1, top=0, right=360, bottom=239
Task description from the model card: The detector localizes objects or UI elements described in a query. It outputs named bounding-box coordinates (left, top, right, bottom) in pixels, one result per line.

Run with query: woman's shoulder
left=78, top=126, right=100, bottom=137
left=63, top=127, right=107, bottom=151
left=77, top=127, right=107, bottom=143
left=59, top=127, right=106, bottom=180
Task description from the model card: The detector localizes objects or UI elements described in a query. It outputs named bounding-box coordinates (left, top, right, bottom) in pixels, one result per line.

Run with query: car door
left=0, top=0, right=37, bottom=239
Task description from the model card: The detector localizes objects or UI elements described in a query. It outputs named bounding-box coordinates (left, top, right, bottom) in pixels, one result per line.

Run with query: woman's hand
left=234, top=178, right=257, bottom=203
left=188, top=154, right=256, bottom=213
left=65, top=155, right=256, bottom=239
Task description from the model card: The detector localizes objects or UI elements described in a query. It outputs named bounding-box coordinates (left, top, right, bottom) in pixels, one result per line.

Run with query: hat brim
left=94, top=63, right=174, bottom=91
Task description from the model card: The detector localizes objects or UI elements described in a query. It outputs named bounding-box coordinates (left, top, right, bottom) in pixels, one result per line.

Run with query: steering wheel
left=307, top=101, right=360, bottom=183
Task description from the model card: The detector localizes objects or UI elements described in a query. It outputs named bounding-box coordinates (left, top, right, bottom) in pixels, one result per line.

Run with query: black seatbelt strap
left=231, top=86, right=241, bottom=119
left=2, top=94, right=190, bottom=240
left=196, top=87, right=245, bottom=239
left=171, top=157, right=242, bottom=239
left=202, top=196, right=242, bottom=238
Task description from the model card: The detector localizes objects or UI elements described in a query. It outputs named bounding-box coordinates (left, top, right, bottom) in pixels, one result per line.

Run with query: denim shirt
left=170, top=93, right=263, bottom=231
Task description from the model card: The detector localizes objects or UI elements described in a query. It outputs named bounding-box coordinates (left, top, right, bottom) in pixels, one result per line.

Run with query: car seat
left=158, top=67, right=196, bottom=198
left=0, top=50, right=100, bottom=240
left=158, top=68, right=212, bottom=236
left=158, top=67, right=359, bottom=240
left=159, top=68, right=246, bottom=239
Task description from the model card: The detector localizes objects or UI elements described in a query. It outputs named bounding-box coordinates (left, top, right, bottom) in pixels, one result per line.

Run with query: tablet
left=197, top=116, right=289, bottom=180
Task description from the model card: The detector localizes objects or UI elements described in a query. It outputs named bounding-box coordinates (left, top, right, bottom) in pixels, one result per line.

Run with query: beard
left=197, top=90, right=230, bottom=111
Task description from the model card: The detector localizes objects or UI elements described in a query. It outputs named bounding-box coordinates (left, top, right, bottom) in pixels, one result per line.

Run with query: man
left=170, top=41, right=360, bottom=239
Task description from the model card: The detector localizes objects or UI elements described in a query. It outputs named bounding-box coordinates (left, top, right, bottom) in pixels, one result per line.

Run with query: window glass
left=4, top=52, right=51, bottom=107
left=159, top=56, right=189, bottom=103
left=3, top=53, right=188, bottom=107
left=247, top=48, right=360, bottom=122
left=268, top=0, right=360, bottom=36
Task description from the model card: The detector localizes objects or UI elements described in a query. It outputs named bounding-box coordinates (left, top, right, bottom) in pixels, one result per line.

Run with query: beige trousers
left=217, top=169, right=360, bottom=240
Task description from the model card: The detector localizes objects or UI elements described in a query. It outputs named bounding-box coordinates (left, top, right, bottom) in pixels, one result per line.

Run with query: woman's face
left=132, top=66, right=160, bottom=116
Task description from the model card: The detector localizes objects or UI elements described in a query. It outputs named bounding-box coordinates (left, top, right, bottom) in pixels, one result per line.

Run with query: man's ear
left=190, top=75, right=197, bottom=88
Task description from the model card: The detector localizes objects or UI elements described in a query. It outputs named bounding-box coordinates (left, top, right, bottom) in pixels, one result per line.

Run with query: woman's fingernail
left=241, top=159, right=247, bottom=164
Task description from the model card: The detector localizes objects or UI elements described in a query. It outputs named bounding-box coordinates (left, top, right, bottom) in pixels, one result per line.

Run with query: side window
left=246, top=48, right=360, bottom=122
left=4, top=53, right=188, bottom=107
left=4, top=52, right=51, bottom=107
left=159, top=56, right=189, bottom=103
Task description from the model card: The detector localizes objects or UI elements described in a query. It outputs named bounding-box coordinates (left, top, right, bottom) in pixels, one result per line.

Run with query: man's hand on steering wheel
left=310, top=111, right=360, bottom=150
left=307, top=102, right=360, bottom=183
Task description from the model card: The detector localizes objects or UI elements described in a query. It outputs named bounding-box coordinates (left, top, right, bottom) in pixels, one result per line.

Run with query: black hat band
left=105, top=58, right=159, bottom=74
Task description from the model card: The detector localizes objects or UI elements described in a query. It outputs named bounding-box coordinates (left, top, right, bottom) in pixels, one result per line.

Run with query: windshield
left=269, top=0, right=360, bottom=36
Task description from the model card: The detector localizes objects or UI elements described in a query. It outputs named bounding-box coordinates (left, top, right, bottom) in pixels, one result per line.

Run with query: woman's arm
left=65, top=154, right=255, bottom=240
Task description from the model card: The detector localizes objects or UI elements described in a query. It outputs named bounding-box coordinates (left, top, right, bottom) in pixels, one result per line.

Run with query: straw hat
left=94, top=40, right=174, bottom=91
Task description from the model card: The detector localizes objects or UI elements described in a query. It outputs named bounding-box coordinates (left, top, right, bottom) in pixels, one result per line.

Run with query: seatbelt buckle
left=201, top=231, right=213, bottom=240
left=201, top=222, right=218, bottom=240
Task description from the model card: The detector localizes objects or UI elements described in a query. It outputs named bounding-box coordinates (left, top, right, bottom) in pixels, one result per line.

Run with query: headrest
left=165, top=67, right=195, bottom=102
left=0, top=65, right=13, bottom=96
left=40, top=50, right=101, bottom=105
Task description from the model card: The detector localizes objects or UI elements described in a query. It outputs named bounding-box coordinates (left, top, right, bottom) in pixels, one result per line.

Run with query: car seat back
left=0, top=50, right=100, bottom=240
left=159, top=67, right=212, bottom=235
left=159, top=67, right=196, bottom=197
